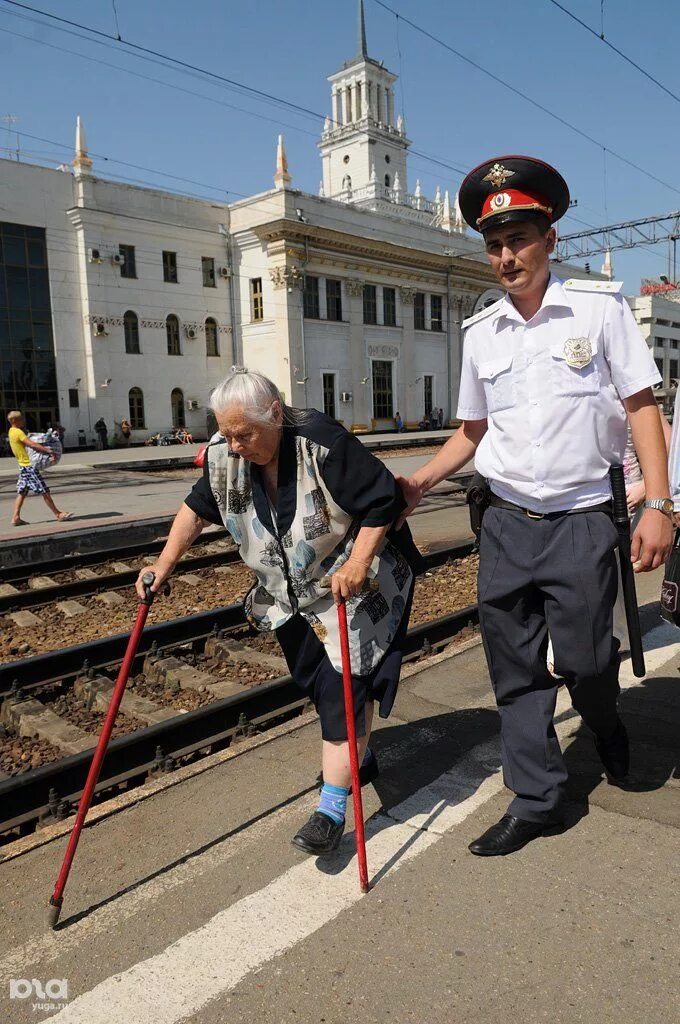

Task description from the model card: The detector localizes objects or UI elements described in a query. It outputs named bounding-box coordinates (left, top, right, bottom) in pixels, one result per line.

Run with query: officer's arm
left=624, top=389, right=674, bottom=571
left=413, top=419, right=486, bottom=492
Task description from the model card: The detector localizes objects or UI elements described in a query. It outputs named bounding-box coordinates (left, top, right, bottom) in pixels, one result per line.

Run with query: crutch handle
left=140, top=571, right=171, bottom=605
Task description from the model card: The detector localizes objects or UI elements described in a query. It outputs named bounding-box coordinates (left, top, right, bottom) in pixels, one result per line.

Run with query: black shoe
left=595, top=718, right=630, bottom=782
left=291, top=811, right=344, bottom=855
left=468, top=814, right=546, bottom=857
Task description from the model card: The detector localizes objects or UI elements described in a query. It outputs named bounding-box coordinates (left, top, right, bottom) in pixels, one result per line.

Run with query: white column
left=332, top=89, right=340, bottom=127
left=387, top=88, right=394, bottom=126
left=368, top=81, right=376, bottom=120
left=344, top=85, right=352, bottom=124
left=376, top=84, right=382, bottom=123
left=355, top=81, right=362, bottom=120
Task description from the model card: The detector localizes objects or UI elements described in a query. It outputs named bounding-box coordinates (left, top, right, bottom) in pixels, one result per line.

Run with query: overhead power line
left=546, top=0, right=680, bottom=106
left=370, top=0, right=680, bottom=198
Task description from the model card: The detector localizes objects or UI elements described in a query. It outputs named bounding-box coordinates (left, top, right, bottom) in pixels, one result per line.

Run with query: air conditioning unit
left=93, top=321, right=108, bottom=337
left=218, top=266, right=231, bottom=279
left=88, top=248, right=102, bottom=263
left=111, top=253, right=125, bottom=266
left=186, top=399, right=199, bottom=411
left=340, top=391, right=353, bottom=403
left=185, top=326, right=198, bottom=340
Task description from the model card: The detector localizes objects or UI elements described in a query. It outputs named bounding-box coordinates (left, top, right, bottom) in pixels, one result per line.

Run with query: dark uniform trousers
left=478, top=505, right=621, bottom=822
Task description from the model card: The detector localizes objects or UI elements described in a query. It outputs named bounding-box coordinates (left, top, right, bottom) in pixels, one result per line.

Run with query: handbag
left=660, top=528, right=680, bottom=627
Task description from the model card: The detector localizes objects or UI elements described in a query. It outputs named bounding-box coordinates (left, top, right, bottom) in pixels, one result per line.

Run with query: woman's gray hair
left=210, top=367, right=308, bottom=425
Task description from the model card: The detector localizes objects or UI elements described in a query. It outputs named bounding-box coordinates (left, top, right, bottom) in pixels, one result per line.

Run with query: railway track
left=0, top=479, right=472, bottom=615
left=0, top=543, right=478, bottom=841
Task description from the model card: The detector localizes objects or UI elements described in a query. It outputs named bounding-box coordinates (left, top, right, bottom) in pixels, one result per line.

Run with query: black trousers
left=478, top=505, right=621, bottom=822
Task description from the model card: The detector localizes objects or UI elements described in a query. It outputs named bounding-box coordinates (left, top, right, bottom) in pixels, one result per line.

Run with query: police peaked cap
left=458, top=155, right=570, bottom=233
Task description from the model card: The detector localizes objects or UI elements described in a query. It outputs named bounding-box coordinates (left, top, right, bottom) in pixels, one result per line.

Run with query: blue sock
left=317, top=783, right=348, bottom=824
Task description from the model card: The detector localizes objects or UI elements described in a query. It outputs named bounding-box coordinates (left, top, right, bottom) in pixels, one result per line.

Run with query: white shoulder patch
left=562, top=278, right=623, bottom=294
left=462, top=297, right=504, bottom=330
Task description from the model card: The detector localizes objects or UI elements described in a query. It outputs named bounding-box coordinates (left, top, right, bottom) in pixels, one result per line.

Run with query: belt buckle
left=526, top=509, right=544, bottom=520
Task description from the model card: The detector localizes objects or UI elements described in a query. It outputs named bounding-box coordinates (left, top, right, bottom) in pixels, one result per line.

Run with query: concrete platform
left=0, top=571, right=676, bottom=1023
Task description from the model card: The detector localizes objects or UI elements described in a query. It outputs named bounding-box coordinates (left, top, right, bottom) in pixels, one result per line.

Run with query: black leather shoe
left=468, top=814, right=546, bottom=856
left=292, top=812, right=344, bottom=855
left=595, top=718, right=629, bottom=782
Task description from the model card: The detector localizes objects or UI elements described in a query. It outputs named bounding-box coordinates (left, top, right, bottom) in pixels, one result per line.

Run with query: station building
left=0, top=2, right=592, bottom=446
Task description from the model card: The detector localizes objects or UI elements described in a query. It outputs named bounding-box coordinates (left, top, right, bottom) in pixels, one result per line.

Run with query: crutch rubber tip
left=47, top=901, right=62, bottom=929
left=361, top=882, right=370, bottom=894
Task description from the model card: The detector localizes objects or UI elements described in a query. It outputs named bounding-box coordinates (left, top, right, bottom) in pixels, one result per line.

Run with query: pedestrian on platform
left=394, top=411, right=405, bottom=433
left=94, top=417, right=108, bottom=450
left=120, top=418, right=132, bottom=446
left=137, top=367, right=424, bottom=855
left=397, top=155, right=674, bottom=857
left=7, top=410, right=71, bottom=526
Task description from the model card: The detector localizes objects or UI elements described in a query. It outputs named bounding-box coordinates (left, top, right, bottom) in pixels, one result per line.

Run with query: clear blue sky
left=0, top=0, right=678, bottom=292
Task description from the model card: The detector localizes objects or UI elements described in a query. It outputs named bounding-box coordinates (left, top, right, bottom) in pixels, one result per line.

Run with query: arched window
left=171, top=387, right=185, bottom=428
left=205, top=317, right=219, bottom=357
left=123, top=310, right=140, bottom=354
left=384, top=174, right=391, bottom=188
left=166, top=314, right=180, bottom=355
left=128, top=387, right=145, bottom=429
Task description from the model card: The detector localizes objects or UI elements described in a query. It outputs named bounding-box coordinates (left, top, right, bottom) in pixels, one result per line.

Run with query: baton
left=610, top=465, right=646, bottom=678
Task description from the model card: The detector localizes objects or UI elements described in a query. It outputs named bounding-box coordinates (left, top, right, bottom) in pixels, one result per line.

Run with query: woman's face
left=216, top=402, right=282, bottom=465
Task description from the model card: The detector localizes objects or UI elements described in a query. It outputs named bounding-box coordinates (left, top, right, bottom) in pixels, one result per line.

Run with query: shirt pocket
left=478, top=352, right=515, bottom=412
left=550, top=337, right=601, bottom=396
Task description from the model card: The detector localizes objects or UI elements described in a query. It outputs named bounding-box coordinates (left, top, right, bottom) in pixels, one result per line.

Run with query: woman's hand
left=329, top=559, right=369, bottom=605
left=625, top=480, right=646, bottom=514
left=134, top=562, right=173, bottom=601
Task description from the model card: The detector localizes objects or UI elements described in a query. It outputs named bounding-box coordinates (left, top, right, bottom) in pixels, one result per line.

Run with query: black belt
left=488, top=494, right=612, bottom=520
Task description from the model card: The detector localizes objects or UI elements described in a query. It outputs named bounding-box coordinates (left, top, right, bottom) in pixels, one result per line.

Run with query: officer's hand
left=134, top=562, right=172, bottom=601
left=329, top=559, right=369, bottom=605
left=630, top=509, right=674, bottom=572
left=394, top=474, right=425, bottom=529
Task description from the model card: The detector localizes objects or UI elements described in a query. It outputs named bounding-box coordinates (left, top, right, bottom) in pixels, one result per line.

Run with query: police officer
left=398, top=155, right=674, bottom=856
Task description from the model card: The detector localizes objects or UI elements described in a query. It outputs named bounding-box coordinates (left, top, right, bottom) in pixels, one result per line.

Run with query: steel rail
left=0, top=601, right=478, bottom=838
left=0, top=541, right=476, bottom=695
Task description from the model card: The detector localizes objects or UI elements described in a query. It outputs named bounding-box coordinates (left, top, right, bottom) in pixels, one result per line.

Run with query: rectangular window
left=655, top=356, right=665, bottom=379
left=322, top=372, right=336, bottom=419
left=423, top=375, right=434, bottom=417
left=202, top=256, right=216, bottom=287
left=68, top=388, right=79, bottom=408
left=119, top=244, right=136, bottom=279
left=670, top=358, right=678, bottom=383
left=363, top=284, right=377, bottom=325
left=414, top=292, right=426, bottom=330
left=250, top=278, right=263, bottom=321
left=162, top=250, right=178, bottom=283
left=326, top=279, right=342, bottom=322
left=383, top=287, right=396, bottom=326
left=372, top=359, right=394, bottom=419
left=303, top=275, right=320, bottom=319
left=430, top=295, right=443, bottom=331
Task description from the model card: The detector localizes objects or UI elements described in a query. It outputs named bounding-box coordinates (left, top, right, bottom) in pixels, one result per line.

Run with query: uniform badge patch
left=482, top=162, right=515, bottom=189
left=563, top=337, right=593, bottom=369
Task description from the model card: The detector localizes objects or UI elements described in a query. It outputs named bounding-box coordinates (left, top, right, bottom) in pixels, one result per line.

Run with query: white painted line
left=33, top=624, right=680, bottom=1022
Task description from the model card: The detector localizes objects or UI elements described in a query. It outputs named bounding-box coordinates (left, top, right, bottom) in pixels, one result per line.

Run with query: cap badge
left=490, top=192, right=512, bottom=210
left=563, top=337, right=593, bottom=369
left=483, top=163, right=515, bottom=189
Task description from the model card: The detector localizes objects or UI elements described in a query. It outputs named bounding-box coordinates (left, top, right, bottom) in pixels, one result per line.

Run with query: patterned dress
left=185, top=411, right=424, bottom=740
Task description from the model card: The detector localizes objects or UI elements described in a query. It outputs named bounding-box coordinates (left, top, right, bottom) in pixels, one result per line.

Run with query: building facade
left=0, top=3, right=591, bottom=445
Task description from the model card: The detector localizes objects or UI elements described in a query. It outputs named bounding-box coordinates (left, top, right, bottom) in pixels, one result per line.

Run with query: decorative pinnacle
left=274, top=133, right=292, bottom=190
left=73, top=114, right=93, bottom=174
left=357, top=0, right=368, bottom=58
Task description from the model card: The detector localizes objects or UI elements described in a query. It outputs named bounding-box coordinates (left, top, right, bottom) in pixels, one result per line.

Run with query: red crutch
left=47, top=571, right=167, bottom=928
left=336, top=595, right=370, bottom=894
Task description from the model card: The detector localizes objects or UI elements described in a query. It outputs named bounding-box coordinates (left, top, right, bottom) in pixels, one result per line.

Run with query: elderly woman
left=137, top=368, right=423, bottom=854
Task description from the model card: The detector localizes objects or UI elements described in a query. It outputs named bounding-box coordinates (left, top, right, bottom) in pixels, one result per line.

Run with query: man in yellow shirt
left=8, top=410, right=71, bottom=527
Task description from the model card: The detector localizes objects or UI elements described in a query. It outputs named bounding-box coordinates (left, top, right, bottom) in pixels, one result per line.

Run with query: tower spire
left=73, top=114, right=93, bottom=175
left=274, top=133, right=292, bottom=190
left=357, top=0, right=368, bottom=58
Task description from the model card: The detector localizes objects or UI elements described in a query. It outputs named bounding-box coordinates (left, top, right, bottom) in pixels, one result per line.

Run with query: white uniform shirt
left=668, top=390, right=680, bottom=511
left=457, top=275, right=661, bottom=512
